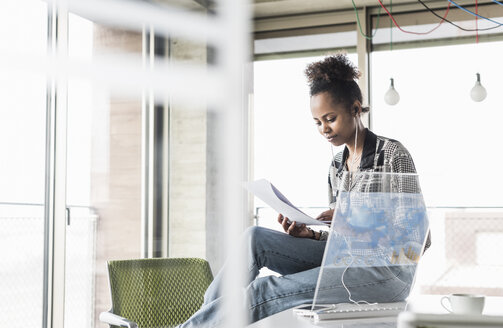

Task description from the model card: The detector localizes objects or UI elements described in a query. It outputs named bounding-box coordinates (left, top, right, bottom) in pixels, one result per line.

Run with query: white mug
left=440, top=294, right=485, bottom=315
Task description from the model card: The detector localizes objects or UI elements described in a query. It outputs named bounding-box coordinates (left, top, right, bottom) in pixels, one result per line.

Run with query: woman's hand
left=316, top=209, right=334, bottom=224
left=277, top=214, right=312, bottom=238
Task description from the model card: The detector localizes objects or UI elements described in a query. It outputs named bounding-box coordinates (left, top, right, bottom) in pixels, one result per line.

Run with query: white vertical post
left=141, top=25, right=149, bottom=258
left=141, top=25, right=156, bottom=259
left=357, top=6, right=371, bottom=129
left=218, top=0, right=251, bottom=326
left=43, top=1, right=68, bottom=328
left=147, top=27, right=156, bottom=258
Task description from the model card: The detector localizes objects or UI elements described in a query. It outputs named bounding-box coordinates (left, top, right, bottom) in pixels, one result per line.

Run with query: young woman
left=179, top=53, right=429, bottom=328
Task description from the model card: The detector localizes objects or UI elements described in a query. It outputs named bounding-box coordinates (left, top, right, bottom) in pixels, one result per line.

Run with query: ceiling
left=157, top=0, right=495, bottom=19
left=252, top=0, right=497, bottom=18
left=253, top=0, right=420, bottom=18
left=160, top=0, right=439, bottom=16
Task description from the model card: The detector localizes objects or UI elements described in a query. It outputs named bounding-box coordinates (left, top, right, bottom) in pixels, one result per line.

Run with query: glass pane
left=255, top=29, right=357, bottom=55
left=0, top=1, right=47, bottom=327
left=65, top=15, right=144, bottom=328
left=371, top=41, right=503, bottom=207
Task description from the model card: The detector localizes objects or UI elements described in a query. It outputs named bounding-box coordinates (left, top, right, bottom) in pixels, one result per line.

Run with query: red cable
left=377, top=0, right=451, bottom=35
left=476, top=0, right=479, bottom=43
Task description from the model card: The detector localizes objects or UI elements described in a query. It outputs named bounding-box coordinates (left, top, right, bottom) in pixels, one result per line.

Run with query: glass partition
left=62, top=0, right=247, bottom=326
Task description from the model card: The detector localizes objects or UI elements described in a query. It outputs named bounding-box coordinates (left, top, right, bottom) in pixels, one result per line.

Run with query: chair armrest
left=99, top=311, right=138, bottom=328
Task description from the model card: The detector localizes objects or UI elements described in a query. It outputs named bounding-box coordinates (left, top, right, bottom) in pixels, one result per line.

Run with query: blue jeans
left=179, top=226, right=414, bottom=327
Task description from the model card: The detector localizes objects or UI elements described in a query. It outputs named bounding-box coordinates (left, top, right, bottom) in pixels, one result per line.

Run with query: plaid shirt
left=328, top=128, right=417, bottom=205
left=320, top=128, right=431, bottom=250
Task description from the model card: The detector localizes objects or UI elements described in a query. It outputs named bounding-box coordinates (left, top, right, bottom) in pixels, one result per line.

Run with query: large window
left=370, top=10, right=503, bottom=297
left=0, top=1, right=47, bottom=327
left=253, top=53, right=358, bottom=229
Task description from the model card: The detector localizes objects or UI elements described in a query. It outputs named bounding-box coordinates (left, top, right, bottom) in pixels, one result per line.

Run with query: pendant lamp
left=384, top=78, right=400, bottom=106
left=470, top=73, right=487, bottom=102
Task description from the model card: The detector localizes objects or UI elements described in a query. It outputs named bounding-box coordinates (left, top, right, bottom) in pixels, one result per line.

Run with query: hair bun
left=305, top=53, right=360, bottom=84
left=304, top=53, right=367, bottom=113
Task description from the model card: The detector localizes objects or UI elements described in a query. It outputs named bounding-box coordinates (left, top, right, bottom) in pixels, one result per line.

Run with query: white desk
left=248, top=308, right=396, bottom=328
left=248, top=296, right=503, bottom=328
left=406, top=295, right=503, bottom=315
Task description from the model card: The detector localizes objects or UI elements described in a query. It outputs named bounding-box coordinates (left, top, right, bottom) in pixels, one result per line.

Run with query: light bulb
left=470, top=73, right=487, bottom=102
left=384, top=78, right=400, bottom=106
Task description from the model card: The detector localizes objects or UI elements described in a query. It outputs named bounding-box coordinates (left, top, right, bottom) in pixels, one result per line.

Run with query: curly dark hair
left=305, top=53, right=369, bottom=113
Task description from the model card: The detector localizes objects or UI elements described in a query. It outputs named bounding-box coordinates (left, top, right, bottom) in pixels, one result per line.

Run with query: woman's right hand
left=316, top=209, right=334, bottom=224
left=277, top=214, right=311, bottom=238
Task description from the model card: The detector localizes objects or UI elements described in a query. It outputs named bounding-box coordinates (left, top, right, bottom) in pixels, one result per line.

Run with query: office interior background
left=2, top=0, right=503, bottom=327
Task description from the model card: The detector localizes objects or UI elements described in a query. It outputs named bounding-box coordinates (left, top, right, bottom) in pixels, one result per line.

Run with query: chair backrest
left=107, top=257, right=213, bottom=328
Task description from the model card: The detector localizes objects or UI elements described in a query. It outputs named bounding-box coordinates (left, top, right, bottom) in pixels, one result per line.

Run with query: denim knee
left=244, top=225, right=266, bottom=243
left=247, top=275, right=314, bottom=322
left=244, top=226, right=270, bottom=255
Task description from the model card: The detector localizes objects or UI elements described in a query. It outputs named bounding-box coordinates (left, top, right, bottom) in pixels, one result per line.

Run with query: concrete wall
left=168, top=38, right=208, bottom=261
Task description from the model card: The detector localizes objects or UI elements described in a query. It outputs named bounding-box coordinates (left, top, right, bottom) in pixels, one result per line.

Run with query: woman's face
left=310, top=92, right=356, bottom=147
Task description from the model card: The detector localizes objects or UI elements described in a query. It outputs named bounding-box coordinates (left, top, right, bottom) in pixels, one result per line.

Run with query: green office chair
left=100, top=257, right=214, bottom=328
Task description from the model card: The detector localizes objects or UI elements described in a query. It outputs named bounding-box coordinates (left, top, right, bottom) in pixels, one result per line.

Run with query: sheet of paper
left=244, top=179, right=327, bottom=226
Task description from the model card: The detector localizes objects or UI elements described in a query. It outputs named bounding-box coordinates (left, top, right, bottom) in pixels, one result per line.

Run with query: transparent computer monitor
left=312, top=172, right=429, bottom=309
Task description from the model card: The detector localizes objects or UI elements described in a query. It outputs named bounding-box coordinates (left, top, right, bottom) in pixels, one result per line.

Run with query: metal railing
left=0, top=202, right=98, bottom=328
